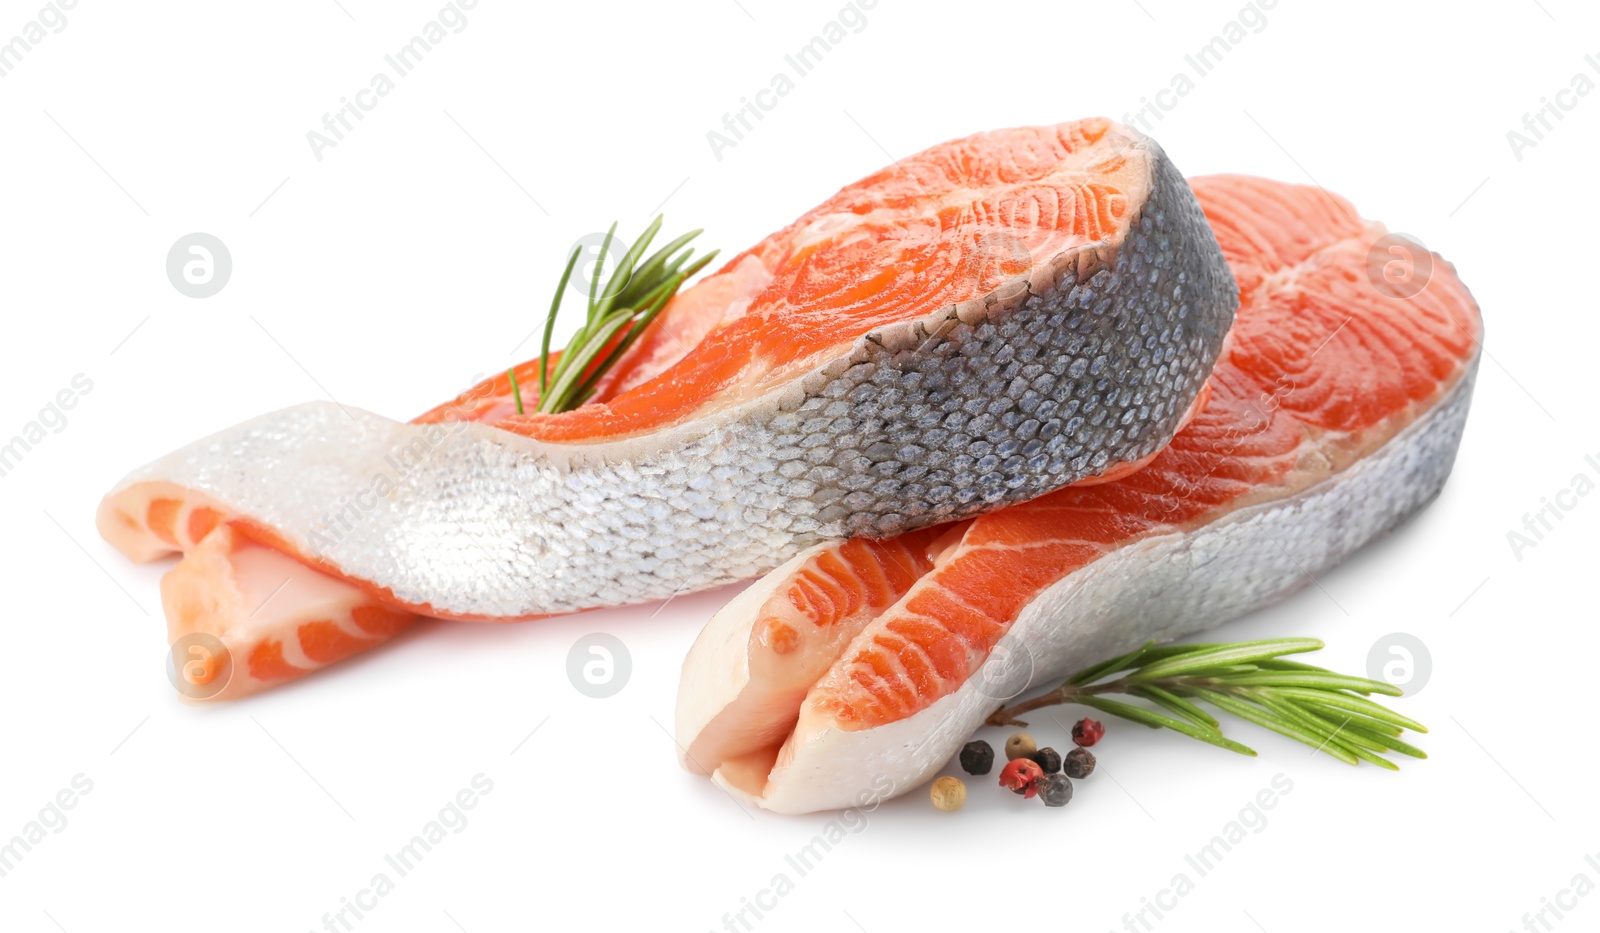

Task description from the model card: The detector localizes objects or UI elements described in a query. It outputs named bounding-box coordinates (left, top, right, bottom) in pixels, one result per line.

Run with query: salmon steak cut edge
left=673, top=174, right=1484, bottom=814
left=95, top=119, right=1238, bottom=698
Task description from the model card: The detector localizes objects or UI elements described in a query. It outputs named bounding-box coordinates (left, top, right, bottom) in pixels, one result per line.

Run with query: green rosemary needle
left=506, top=216, right=717, bottom=416
left=507, top=367, right=524, bottom=416
left=987, top=638, right=1427, bottom=769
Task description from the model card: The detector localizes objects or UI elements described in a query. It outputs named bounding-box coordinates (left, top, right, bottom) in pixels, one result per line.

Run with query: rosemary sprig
left=987, top=638, right=1427, bottom=769
left=507, top=216, right=717, bottom=415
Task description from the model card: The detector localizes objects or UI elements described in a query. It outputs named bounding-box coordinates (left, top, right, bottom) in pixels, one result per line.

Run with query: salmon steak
left=674, top=174, right=1483, bottom=813
left=96, top=120, right=1237, bottom=697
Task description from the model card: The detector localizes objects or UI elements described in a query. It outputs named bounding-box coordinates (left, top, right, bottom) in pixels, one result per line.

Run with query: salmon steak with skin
left=675, top=174, right=1483, bottom=814
left=96, top=119, right=1237, bottom=698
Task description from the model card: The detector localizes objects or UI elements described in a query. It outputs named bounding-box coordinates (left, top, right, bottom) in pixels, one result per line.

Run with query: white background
left=1, top=1, right=1596, bottom=931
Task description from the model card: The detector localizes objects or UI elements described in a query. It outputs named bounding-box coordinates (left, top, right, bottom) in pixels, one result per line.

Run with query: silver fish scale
left=779, top=148, right=1234, bottom=538
left=114, top=143, right=1235, bottom=618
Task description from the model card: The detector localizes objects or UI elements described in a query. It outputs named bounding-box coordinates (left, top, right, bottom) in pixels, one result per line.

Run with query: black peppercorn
left=1064, top=747, right=1096, bottom=779
left=958, top=739, right=995, bottom=775
left=1030, top=746, right=1062, bottom=774
left=1037, top=773, right=1073, bottom=807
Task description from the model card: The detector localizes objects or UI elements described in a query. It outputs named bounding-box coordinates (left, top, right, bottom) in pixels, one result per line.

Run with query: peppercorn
left=1030, top=746, right=1062, bottom=774
left=1037, top=773, right=1073, bottom=807
left=929, top=776, right=967, bottom=812
left=1063, top=746, right=1097, bottom=779
left=958, top=739, right=995, bottom=775
left=1072, top=717, right=1105, bottom=747
left=999, top=758, right=1044, bottom=798
left=1004, top=732, right=1037, bottom=760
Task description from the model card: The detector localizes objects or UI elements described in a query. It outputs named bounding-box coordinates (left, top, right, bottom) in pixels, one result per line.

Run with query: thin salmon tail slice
left=162, top=526, right=420, bottom=701
left=97, top=482, right=232, bottom=563
left=98, top=481, right=429, bottom=699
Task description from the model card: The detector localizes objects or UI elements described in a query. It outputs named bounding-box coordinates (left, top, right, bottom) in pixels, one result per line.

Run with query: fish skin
left=675, top=174, right=1483, bottom=813
left=97, top=125, right=1236, bottom=621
